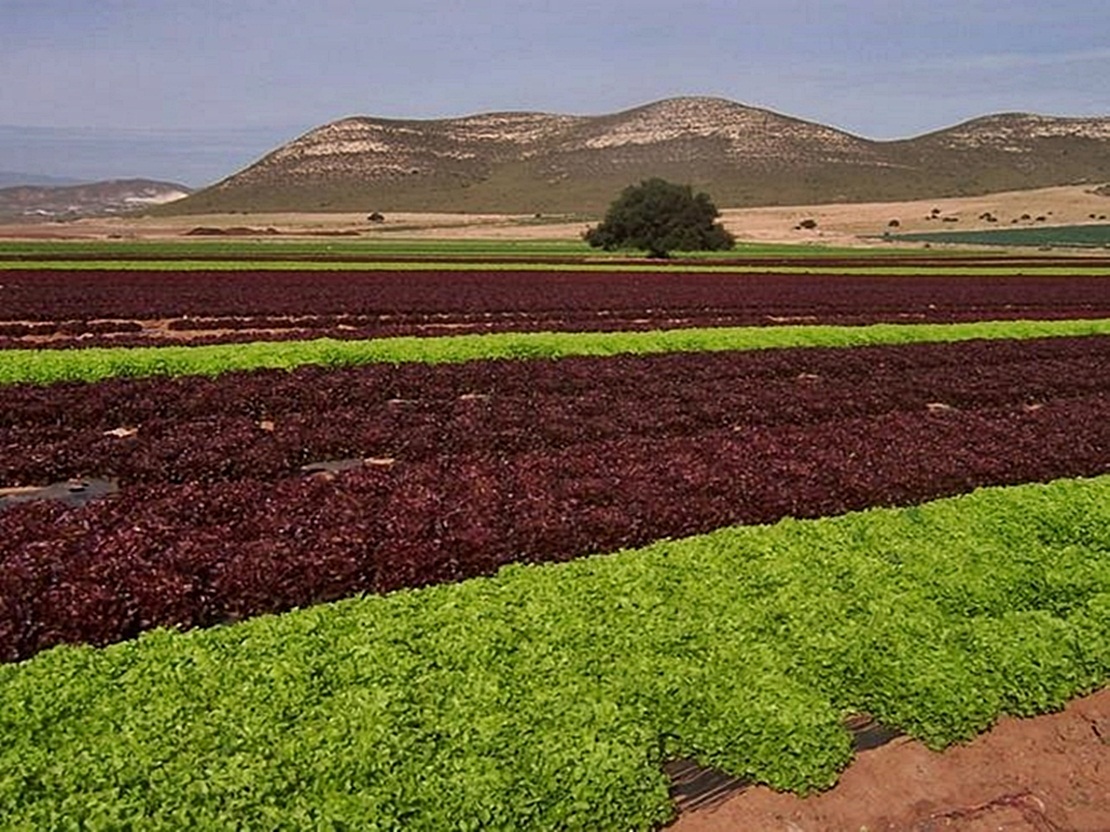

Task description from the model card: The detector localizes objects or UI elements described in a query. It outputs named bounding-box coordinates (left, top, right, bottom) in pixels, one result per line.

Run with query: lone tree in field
left=584, top=178, right=734, bottom=258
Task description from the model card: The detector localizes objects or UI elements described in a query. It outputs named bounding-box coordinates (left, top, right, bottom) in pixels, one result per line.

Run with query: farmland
left=889, top=222, right=1110, bottom=249
left=1, top=247, right=1109, bottom=829
left=2, top=267, right=1110, bottom=355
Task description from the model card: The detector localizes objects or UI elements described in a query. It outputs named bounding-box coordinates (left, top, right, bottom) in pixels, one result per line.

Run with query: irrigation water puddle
left=664, top=714, right=901, bottom=815
left=0, top=477, right=119, bottom=511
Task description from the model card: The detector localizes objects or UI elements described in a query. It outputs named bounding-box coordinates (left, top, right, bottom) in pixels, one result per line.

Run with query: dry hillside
left=162, top=97, right=1110, bottom=215
left=0, top=179, right=190, bottom=221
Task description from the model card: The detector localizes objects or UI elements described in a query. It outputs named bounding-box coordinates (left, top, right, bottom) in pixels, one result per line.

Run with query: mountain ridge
left=0, top=179, right=191, bottom=220
left=163, top=97, right=1110, bottom=215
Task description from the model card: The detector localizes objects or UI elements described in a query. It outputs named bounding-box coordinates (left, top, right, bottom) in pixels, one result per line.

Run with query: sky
left=1, top=0, right=1108, bottom=187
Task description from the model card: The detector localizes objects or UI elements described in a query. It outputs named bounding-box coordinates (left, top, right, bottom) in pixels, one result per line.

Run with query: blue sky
left=1, top=0, right=1108, bottom=186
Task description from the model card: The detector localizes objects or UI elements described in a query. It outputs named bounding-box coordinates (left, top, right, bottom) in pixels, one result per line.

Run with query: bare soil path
left=672, top=687, right=1110, bottom=832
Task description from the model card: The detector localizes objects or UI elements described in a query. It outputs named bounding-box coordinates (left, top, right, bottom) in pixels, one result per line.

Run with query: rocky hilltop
left=167, top=97, right=1110, bottom=214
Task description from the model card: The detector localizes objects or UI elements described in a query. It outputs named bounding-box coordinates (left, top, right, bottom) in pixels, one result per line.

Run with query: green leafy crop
left=4, top=318, right=1110, bottom=385
left=1, top=476, right=1108, bottom=829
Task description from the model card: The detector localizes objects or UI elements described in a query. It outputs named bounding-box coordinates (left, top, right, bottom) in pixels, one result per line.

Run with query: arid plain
left=3, top=184, right=1109, bottom=248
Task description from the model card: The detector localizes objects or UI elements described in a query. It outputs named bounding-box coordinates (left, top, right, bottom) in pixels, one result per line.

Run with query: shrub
left=584, top=178, right=735, bottom=259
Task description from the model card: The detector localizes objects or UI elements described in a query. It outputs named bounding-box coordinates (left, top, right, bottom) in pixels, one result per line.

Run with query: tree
left=584, top=178, right=734, bottom=258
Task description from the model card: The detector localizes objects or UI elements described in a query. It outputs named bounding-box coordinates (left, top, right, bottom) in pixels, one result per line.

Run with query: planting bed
left=2, top=336, right=1108, bottom=662
left=2, top=335, right=1108, bottom=487
left=2, top=269, right=1110, bottom=349
left=6, top=319, right=1110, bottom=387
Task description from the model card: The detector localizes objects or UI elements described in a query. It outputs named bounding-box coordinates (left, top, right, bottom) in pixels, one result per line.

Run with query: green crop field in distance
left=4, top=236, right=1106, bottom=274
left=6, top=258, right=1108, bottom=275
left=2, top=475, right=1108, bottom=829
left=0, top=237, right=593, bottom=260
left=0, top=237, right=979, bottom=263
left=887, top=223, right=1110, bottom=248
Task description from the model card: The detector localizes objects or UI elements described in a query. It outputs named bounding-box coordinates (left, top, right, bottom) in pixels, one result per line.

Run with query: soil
left=671, top=687, right=1110, bottom=832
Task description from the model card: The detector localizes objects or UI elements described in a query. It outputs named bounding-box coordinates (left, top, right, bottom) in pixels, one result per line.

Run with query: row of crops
left=1, top=264, right=1109, bottom=829
left=4, top=335, right=1108, bottom=485
left=4, top=334, right=1108, bottom=663
left=2, top=269, right=1110, bottom=350
left=6, top=270, right=1110, bottom=322
left=5, top=319, right=1110, bottom=385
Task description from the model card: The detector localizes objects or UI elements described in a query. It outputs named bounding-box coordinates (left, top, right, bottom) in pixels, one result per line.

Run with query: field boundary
left=6, top=258, right=1110, bottom=275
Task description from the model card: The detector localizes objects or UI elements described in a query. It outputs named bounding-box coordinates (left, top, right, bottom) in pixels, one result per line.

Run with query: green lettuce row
left=2, top=476, right=1108, bottom=830
left=5, top=318, right=1110, bottom=385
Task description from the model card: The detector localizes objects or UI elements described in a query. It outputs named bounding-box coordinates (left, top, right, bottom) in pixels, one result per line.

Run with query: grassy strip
left=4, top=318, right=1110, bottom=385
left=2, top=476, right=1108, bottom=829
left=0, top=238, right=950, bottom=260
left=8, top=259, right=1107, bottom=276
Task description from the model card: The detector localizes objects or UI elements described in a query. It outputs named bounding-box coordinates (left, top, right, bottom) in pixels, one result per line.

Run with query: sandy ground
left=672, top=687, right=1110, bottom=832
left=717, top=185, right=1110, bottom=247
left=2, top=185, right=1107, bottom=247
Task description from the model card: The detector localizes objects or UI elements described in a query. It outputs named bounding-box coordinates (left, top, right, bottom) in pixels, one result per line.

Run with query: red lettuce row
left=2, top=336, right=1108, bottom=487
left=6, top=309, right=1108, bottom=351
left=3, top=268, right=1109, bottom=325
left=1, top=390, right=1107, bottom=663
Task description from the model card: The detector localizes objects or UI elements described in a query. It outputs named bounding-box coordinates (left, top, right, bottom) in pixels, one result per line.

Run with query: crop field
left=0, top=237, right=961, bottom=261
left=1, top=252, right=1109, bottom=829
left=3, top=268, right=1110, bottom=352
left=889, top=222, right=1110, bottom=248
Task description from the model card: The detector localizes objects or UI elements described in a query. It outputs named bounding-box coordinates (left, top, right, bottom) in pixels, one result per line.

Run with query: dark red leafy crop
left=1, top=335, right=1108, bottom=661
left=2, top=269, right=1110, bottom=348
left=2, top=336, right=1108, bottom=486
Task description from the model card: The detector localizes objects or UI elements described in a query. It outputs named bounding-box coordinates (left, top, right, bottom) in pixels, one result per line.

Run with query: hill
left=142, top=98, right=1110, bottom=215
left=0, top=179, right=191, bottom=221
